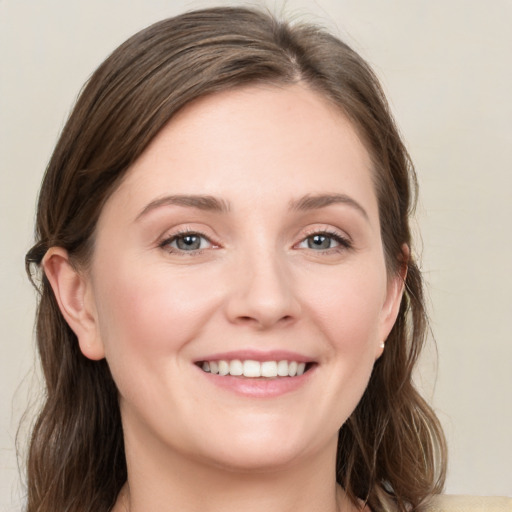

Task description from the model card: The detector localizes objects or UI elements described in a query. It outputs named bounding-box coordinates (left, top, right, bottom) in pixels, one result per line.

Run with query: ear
left=376, top=244, right=409, bottom=358
left=42, top=247, right=105, bottom=360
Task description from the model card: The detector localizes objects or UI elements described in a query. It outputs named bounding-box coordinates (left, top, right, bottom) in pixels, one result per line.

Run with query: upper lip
left=194, top=349, right=315, bottom=364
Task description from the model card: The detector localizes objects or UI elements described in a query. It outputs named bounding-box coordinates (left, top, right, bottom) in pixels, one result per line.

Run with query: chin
left=191, top=421, right=329, bottom=474
left=202, top=443, right=306, bottom=474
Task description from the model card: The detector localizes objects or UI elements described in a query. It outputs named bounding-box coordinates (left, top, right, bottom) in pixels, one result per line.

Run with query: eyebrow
left=289, top=193, right=369, bottom=221
left=135, top=192, right=368, bottom=221
left=135, top=194, right=231, bottom=221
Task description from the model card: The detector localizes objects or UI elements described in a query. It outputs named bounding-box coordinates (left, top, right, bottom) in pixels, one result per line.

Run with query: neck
left=114, top=431, right=357, bottom=512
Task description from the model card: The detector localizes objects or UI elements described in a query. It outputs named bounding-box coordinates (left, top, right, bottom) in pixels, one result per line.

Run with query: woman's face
left=79, top=84, right=403, bottom=472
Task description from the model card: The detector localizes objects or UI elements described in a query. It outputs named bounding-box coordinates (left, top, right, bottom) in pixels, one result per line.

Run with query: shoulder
left=423, top=495, right=512, bottom=512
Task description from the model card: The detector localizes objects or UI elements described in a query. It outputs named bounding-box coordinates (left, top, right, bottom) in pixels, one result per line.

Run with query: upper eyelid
left=298, top=226, right=352, bottom=242
left=159, top=225, right=216, bottom=241
left=164, top=231, right=211, bottom=242
left=297, top=233, right=350, bottom=247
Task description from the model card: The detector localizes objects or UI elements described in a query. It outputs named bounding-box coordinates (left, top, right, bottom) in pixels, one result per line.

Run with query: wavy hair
left=25, top=7, right=446, bottom=512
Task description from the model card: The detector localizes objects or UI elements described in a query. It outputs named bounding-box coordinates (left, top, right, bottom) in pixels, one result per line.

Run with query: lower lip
left=196, top=365, right=316, bottom=398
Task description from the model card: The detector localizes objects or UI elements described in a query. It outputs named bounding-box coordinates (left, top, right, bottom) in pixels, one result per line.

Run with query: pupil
left=309, top=235, right=330, bottom=250
left=177, top=235, right=200, bottom=250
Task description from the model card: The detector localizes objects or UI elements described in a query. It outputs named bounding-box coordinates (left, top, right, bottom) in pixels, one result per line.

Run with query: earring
left=380, top=342, right=385, bottom=349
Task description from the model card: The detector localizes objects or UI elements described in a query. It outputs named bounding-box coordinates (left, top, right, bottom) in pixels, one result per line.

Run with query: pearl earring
left=380, top=342, right=385, bottom=349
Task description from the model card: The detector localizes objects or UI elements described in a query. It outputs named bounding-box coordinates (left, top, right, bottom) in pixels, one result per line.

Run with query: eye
left=160, top=231, right=213, bottom=253
left=297, top=231, right=351, bottom=252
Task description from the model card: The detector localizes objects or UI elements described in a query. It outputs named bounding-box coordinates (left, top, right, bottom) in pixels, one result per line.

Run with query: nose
left=224, top=250, right=301, bottom=330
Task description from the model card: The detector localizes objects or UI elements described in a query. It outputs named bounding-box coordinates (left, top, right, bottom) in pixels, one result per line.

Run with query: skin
left=44, top=84, right=405, bottom=512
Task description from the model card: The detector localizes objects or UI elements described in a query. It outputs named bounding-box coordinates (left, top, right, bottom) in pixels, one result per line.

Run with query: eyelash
left=159, top=228, right=352, bottom=256
left=297, top=229, right=352, bottom=254
left=159, top=229, right=215, bottom=256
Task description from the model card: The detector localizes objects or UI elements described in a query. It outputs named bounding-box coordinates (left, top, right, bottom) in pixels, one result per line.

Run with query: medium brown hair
left=25, top=7, right=446, bottom=512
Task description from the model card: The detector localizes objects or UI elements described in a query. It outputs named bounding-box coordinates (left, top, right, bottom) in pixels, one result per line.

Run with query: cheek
left=300, top=262, right=387, bottom=400
left=302, top=263, right=387, bottom=349
left=92, top=259, right=222, bottom=375
left=270, top=263, right=388, bottom=438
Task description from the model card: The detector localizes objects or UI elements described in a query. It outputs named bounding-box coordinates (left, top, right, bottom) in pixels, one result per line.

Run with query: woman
left=25, top=6, right=446, bottom=512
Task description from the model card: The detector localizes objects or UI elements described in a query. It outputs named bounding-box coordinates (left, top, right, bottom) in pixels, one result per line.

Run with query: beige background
left=1, top=0, right=511, bottom=508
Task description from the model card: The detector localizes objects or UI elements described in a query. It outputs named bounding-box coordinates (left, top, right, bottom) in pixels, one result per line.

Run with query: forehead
left=101, top=84, right=377, bottom=222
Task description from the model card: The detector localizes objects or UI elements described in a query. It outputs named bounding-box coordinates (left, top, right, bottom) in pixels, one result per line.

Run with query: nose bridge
left=226, top=240, right=300, bottom=328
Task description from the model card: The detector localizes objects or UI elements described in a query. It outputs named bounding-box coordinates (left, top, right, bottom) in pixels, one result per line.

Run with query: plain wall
left=1, top=0, right=511, bottom=508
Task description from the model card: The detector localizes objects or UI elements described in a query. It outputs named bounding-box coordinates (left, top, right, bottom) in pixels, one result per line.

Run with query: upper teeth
left=201, top=360, right=307, bottom=378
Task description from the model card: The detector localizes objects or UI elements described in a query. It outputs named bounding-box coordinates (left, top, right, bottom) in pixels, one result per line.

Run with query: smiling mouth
left=196, top=359, right=315, bottom=378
